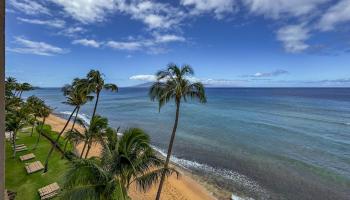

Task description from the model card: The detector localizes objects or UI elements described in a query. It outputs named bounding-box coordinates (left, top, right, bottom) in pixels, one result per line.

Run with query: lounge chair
left=15, top=146, right=27, bottom=152
left=20, top=153, right=35, bottom=161
left=25, top=161, right=44, bottom=174
left=38, top=182, right=60, bottom=200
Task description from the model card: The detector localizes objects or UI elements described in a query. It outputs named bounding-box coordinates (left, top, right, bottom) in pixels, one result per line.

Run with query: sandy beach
left=46, top=114, right=216, bottom=200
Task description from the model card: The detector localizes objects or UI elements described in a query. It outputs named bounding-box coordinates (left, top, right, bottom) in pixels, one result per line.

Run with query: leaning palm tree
left=86, top=70, right=118, bottom=119
left=60, top=128, right=177, bottom=200
left=83, top=115, right=108, bottom=159
left=33, top=104, right=52, bottom=149
left=26, top=95, right=44, bottom=137
left=149, top=63, right=207, bottom=200
left=43, top=82, right=93, bottom=172
left=62, top=129, right=84, bottom=159
left=17, top=82, right=33, bottom=98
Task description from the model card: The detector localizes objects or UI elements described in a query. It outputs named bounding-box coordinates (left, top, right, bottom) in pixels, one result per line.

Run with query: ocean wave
left=60, top=111, right=91, bottom=125
left=151, top=145, right=266, bottom=195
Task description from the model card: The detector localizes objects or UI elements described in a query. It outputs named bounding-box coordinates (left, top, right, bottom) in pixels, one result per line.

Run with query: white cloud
left=243, top=0, right=328, bottom=19
left=17, top=17, right=65, bottom=28
left=49, top=0, right=184, bottom=29
left=7, top=36, right=68, bottom=56
left=50, top=0, right=115, bottom=23
left=9, top=0, right=50, bottom=15
left=318, top=0, right=350, bottom=31
left=277, top=24, right=310, bottom=53
left=106, top=41, right=143, bottom=51
left=181, top=0, right=236, bottom=18
left=129, top=75, right=157, bottom=81
left=201, top=78, right=242, bottom=86
left=246, top=69, right=289, bottom=78
left=154, top=34, right=186, bottom=43
left=72, top=39, right=101, bottom=48
left=106, top=33, right=185, bottom=52
left=59, top=27, right=86, bottom=37
left=115, top=0, right=185, bottom=29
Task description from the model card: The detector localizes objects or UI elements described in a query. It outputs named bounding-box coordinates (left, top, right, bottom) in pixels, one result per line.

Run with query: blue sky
left=5, top=0, right=350, bottom=87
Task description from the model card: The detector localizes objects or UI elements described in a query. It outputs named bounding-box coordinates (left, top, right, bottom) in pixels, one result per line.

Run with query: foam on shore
left=60, top=111, right=91, bottom=125
left=151, top=145, right=265, bottom=196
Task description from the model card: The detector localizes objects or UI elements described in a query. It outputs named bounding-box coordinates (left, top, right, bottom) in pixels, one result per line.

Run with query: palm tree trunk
left=19, top=90, right=23, bottom=99
left=62, top=139, right=69, bottom=159
left=84, top=143, right=91, bottom=159
left=12, top=131, right=17, bottom=158
left=62, top=106, right=80, bottom=158
left=155, top=101, right=181, bottom=200
left=80, top=140, right=88, bottom=158
left=15, top=90, right=20, bottom=98
left=34, top=117, right=46, bottom=150
left=71, top=106, right=80, bottom=131
left=30, top=116, right=37, bottom=137
left=44, top=106, right=77, bottom=173
left=92, top=90, right=100, bottom=119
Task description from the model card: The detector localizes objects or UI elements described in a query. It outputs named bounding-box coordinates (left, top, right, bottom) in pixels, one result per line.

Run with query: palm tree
left=62, top=129, right=84, bottom=159
left=43, top=82, right=93, bottom=172
left=34, top=104, right=52, bottom=149
left=26, top=96, right=44, bottom=137
left=5, top=76, right=18, bottom=97
left=63, top=78, right=90, bottom=131
left=5, top=108, right=28, bottom=157
left=86, top=70, right=118, bottom=119
left=60, top=128, right=177, bottom=200
left=16, top=82, right=33, bottom=98
left=149, top=63, right=207, bottom=200
left=83, top=115, right=108, bottom=159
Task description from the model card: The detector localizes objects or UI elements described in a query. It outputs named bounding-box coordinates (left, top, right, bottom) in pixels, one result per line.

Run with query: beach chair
left=15, top=146, right=28, bottom=152
left=25, top=161, right=44, bottom=174
left=38, top=182, right=60, bottom=200
left=13, top=144, right=25, bottom=148
left=20, top=153, right=35, bottom=161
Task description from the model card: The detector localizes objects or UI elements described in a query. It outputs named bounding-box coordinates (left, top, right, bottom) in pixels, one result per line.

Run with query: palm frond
left=134, top=167, right=180, bottom=192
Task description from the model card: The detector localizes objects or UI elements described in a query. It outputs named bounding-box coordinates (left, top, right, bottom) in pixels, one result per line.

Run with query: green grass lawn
left=5, top=127, right=70, bottom=200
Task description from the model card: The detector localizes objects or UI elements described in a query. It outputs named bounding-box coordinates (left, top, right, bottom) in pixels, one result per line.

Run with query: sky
left=5, top=0, right=350, bottom=87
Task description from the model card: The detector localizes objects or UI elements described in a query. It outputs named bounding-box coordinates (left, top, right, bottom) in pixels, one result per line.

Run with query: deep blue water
left=24, top=88, right=350, bottom=199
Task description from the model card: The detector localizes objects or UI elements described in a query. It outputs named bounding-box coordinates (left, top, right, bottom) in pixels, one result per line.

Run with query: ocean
left=24, top=88, right=350, bottom=200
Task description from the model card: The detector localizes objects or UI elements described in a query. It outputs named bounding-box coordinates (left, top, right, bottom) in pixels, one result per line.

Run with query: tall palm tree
left=149, top=63, right=207, bottom=200
left=63, top=78, right=91, bottom=131
left=5, top=108, right=28, bottom=157
left=60, top=128, right=177, bottom=200
left=86, top=70, right=118, bottom=119
left=83, top=115, right=108, bottom=159
left=44, top=82, right=93, bottom=172
left=26, top=96, right=44, bottom=137
left=34, top=104, right=52, bottom=149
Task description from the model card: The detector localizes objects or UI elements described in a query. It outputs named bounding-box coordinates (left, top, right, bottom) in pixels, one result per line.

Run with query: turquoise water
left=25, top=88, right=350, bottom=199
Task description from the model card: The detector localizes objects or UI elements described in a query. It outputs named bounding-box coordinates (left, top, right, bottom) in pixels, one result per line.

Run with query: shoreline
left=46, top=114, right=218, bottom=200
